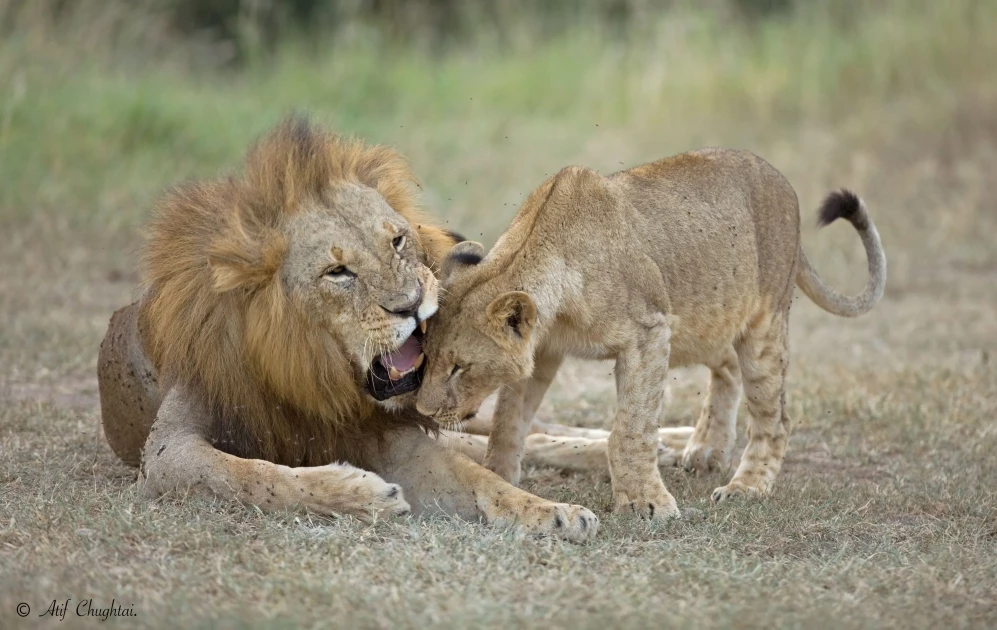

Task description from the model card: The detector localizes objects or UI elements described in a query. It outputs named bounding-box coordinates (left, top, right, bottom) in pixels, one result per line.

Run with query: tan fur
left=417, top=148, right=886, bottom=514
left=97, top=117, right=598, bottom=539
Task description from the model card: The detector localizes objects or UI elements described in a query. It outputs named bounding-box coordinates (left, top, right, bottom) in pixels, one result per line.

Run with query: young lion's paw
left=483, top=455, right=522, bottom=487
left=711, top=479, right=768, bottom=503
left=612, top=488, right=680, bottom=521
left=681, top=439, right=733, bottom=473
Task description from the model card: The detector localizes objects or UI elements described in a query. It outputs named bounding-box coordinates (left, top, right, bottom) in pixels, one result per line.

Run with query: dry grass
left=2, top=1, right=997, bottom=628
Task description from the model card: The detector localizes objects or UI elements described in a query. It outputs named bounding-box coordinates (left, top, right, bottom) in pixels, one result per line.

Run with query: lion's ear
left=208, top=218, right=286, bottom=293
left=485, top=291, right=536, bottom=343
left=442, top=241, right=485, bottom=283
left=209, top=253, right=263, bottom=293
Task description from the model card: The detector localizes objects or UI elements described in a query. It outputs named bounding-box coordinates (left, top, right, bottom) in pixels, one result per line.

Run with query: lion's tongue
left=380, top=335, right=422, bottom=375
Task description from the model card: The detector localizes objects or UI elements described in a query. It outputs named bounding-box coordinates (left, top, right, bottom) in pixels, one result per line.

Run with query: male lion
left=96, top=117, right=598, bottom=540
left=415, top=148, right=886, bottom=520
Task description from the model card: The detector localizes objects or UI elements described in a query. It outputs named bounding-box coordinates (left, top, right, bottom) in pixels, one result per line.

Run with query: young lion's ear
left=442, top=240, right=485, bottom=282
left=485, top=291, right=537, bottom=342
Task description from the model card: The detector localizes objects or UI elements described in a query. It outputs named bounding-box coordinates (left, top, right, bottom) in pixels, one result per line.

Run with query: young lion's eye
left=449, top=364, right=463, bottom=378
left=392, top=235, right=406, bottom=251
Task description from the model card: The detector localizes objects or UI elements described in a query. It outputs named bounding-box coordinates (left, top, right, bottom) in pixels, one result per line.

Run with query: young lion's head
left=415, top=241, right=539, bottom=426
left=140, top=116, right=454, bottom=462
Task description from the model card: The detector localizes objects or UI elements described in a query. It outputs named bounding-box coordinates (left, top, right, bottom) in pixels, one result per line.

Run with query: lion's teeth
left=419, top=320, right=427, bottom=334
left=413, top=353, right=425, bottom=370
left=388, top=366, right=402, bottom=381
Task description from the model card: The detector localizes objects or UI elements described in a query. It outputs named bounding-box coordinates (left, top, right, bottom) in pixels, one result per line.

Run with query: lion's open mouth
left=365, top=319, right=428, bottom=401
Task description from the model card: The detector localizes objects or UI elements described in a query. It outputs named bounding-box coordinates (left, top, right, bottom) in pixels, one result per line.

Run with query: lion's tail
left=795, top=189, right=886, bottom=318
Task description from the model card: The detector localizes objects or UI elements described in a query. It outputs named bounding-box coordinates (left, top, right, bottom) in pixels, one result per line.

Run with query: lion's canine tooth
left=419, top=320, right=427, bottom=334
left=413, top=353, right=425, bottom=369
left=388, top=366, right=402, bottom=381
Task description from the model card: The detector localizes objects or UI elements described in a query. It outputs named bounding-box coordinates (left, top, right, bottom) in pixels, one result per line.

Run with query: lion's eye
left=449, top=364, right=464, bottom=378
left=392, top=235, right=406, bottom=251
left=324, top=265, right=354, bottom=280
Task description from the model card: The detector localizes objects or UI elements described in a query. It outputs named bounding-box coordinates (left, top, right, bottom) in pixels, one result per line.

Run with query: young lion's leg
left=373, top=426, right=598, bottom=542
left=97, top=302, right=162, bottom=466
left=483, top=352, right=563, bottom=486
left=713, top=311, right=791, bottom=502
left=140, top=387, right=411, bottom=522
left=607, top=325, right=679, bottom=520
left=681, top=344, right=742, bottom=473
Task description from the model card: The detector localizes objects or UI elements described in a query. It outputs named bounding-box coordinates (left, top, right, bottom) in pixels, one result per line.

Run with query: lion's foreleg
left=607, top=324, right=680, bottom=520
left=140, top=388, right=410, bottom=522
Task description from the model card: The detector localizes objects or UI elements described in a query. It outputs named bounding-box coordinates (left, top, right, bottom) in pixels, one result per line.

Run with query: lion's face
left=281, top=182, right=438, bottom=405
left=416, top=277, right=537, bottom=426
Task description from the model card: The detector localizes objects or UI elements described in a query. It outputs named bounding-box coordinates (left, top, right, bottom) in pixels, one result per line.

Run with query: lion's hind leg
left=523, top=433, right=682, bottom=471
left=681, top=344, right=742, bottom=474
left=439, top=429, right=686, bottom=472
left=97, top=302, right=162, bottom=466
left=712, top=311, right=791, bottom=502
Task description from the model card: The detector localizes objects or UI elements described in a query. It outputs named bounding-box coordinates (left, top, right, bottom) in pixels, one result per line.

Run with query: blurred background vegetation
left=0, top=0, right=994, bottom=302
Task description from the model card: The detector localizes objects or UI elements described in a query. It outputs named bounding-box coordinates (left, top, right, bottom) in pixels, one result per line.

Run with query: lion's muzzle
left=365, top=318, right=428, bottom=400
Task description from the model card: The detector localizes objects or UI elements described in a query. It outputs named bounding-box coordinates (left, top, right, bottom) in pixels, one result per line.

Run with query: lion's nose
left=382, top=283, right=423, bottom=318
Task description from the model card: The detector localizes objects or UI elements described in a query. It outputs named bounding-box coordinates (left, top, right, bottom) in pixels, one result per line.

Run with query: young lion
left=416, top=148, right=886, bottom=520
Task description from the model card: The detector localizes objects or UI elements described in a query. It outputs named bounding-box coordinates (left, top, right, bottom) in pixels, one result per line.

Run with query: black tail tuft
left=817, top=189, right=866, bottom=229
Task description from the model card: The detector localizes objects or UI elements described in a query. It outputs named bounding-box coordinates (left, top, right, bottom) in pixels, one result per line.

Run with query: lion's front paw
left=526, top=502, right=599, bottom=542
left=711, top=479, right=768, bottom=503
left=493, top=500, right=599, bottom=542
left=612, top=487, right=680, bottom=521
left=300, top=464, right=411, bottom=522
left=681, top=438, right=733, bottom=473
left=362, top=481, right=412, bottom=520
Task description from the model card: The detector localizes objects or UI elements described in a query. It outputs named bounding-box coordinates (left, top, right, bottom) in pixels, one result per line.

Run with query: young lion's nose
left=415, top=402, right=439, bottom=418
left=382, top=283, right=423, bottom=318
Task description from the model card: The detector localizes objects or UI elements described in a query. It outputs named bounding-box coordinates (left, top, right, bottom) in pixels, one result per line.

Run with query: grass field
left=1, top=1, right=996, bottom=627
